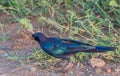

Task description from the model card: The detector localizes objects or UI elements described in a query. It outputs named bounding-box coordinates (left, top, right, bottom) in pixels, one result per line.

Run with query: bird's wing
left=43, top=38, right=95, bottom=56
left=60, top=39, right=95, bottom=55
left=43, top=38, right=66, bottom=56
left=61, top=39, right=91, bottom=45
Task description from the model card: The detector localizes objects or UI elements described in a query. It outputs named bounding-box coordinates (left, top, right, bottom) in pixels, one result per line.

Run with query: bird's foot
left=54, top=60, right=63, bottom=67
left=60, top=62, right=74, bottom=73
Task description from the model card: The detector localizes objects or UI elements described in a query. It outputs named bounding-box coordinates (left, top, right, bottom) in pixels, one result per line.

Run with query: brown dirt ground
left=0, top=14, right=120, bottom=76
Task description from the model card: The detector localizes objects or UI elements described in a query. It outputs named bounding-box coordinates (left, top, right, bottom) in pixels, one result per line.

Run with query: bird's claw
left=54, top=60, right=63, bottom=67
left=55, top=62, right=74, bottom=73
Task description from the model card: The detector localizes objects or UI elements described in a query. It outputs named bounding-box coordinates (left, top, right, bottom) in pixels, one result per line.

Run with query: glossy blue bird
left=32, top=32, right=116, bottom=60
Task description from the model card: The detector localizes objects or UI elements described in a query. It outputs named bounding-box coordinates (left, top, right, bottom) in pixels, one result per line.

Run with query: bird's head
left=32, top=32, right=47, bottom=43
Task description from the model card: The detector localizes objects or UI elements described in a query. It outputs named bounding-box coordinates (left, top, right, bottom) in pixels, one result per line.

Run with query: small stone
left=95, top=68, right=103, bottom=73
left=115, top=69, right=120, bottom=72
left=107, top=69, right=112, bottom=74
left=69, top=71, right=73, bottom=73
left=90, top=58, right=105, bottom=68
left=0, top=50, right=5, bottom=54
left=89, top=74, right=93, bottom=76
left=101, top=67, right=112, bottom=74
left=26, top=66, right=36, bottom=71
left=64, top=62, right=74, bottom=71
left=1, top=53, right=9, bottom=57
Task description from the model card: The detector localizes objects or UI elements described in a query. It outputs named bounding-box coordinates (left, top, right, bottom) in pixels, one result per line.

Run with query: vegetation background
left=0, top=0, right=120, bottom=63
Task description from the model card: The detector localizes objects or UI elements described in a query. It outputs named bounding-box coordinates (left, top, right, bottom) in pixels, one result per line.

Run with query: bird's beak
left=32, top=34, right=40, bottom=41
left=32, top=34, right=36, bottom=40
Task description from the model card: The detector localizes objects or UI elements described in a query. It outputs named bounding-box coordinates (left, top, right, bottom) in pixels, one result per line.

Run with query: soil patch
left=0, top=15, right=120, bottom=76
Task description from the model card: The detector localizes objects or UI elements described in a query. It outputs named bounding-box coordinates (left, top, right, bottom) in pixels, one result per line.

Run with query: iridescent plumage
left=32, top=32, right=116, bottom=59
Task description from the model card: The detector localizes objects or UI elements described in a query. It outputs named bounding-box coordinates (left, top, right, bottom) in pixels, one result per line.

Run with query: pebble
left=107, top=69, right=112, bottom=74
left=115, top=69, right=120, bottom=72
left=90, top=58, right=105, bottom=68
left=0, top=50, right=5, bottom=54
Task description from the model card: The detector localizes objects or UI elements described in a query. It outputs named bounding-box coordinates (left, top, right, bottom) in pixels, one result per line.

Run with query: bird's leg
left=54, top=56, right=66, bottom=67
left=62, top=62, right=74, bottom=72
left=54, top=55, right=74, bottom=72
left=60, top=57, right=74, bottom=72
left=54, top=60, right=63, bottom=67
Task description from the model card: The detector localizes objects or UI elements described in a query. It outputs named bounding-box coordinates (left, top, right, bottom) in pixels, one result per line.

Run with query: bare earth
left=0, top=14, right=120, bottom=76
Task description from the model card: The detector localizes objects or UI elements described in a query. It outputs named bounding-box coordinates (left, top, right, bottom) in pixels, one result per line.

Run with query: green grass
left=3, top=49, right=59, bottom=68
left=0, top=23, right=9, bottom=41
left=0, top=0, right=120, bottom=62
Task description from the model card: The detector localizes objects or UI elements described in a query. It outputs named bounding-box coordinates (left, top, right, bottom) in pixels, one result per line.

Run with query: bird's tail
left=94, top=46, right=116, bottom=52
